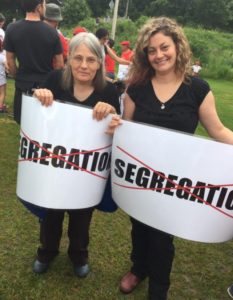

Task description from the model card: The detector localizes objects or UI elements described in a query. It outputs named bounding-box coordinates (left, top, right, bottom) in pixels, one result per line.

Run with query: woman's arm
left=106, top=45, right=130, bottom=65
left=199, top=91, right=233, bottom=144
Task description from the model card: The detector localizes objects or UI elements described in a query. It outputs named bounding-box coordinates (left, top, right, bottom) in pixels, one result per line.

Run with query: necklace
left=160, top=103, right=165, bottom=110
left=156, top=99, right=166, bottom=110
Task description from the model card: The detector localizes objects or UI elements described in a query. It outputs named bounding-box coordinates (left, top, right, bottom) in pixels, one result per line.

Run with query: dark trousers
left=37, top=208, right=94, bottom=266
left=13, top=87, right=23, bottom=124
left=14, top=81, right=44, bottom=124
left=130, top=218, right=175, bottom=300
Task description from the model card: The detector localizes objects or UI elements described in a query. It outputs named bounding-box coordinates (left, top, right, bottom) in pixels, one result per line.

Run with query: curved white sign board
left=112, top=120, right=233, bottom=243
left=17, top=95, right=112, bottom=209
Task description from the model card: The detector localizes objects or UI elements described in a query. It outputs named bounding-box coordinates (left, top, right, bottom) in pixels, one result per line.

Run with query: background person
left=0, top=37, right=7, bottom=113
left=72, top=26, right=87, bottom=36
left=0, top=13, right=5, bottom=40
left=192, top=59, right=202, bottom=76
left=32, top=32, right=120, bottom=277
left=44, top=3, right=69, bottom=63
left=108, top=17, right=233, bottom=300
left=95, top=27, right=130, bottom=82
left=3, top=0, right=64, bottom=124
left=117, top=40, right=134, bottom=81
left=105, top=38, right=116, bottom=80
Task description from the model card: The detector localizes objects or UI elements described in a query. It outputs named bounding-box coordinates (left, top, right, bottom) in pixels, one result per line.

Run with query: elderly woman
left=32, top=32, right=120, bottom=277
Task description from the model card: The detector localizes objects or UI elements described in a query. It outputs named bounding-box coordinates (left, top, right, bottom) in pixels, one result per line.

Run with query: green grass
left=0, top=79, right=232, bottom=300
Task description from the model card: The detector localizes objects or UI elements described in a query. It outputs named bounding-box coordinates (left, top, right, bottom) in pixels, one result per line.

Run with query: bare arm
left=53, top=54, right=64, bottom=69
left=6, top=51, right=17, bottom=78
left=106, top=45, right=130, bottom=65
left=199, top=91, right=233, bottom=144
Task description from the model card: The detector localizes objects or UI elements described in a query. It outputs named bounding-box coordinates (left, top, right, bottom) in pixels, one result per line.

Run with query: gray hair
left=62, top=32, right=106, bottom=92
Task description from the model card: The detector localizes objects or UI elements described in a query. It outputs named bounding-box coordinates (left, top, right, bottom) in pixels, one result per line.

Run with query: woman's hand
left=93, top=101, right=116, bottom=121
left=33, top=89, right=54, bottom=106
left=105, top=114, right=122, bottom=135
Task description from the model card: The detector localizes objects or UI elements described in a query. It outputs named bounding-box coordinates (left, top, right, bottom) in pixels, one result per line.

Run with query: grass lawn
left=0, top=78, right=232, bottom=300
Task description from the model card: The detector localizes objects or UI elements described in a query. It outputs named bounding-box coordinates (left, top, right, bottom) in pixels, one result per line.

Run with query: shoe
left=119, top=271, right=141, bottom=294
left=0, top=104, right=8, bottom=113
left=74, top=264, right=90, bottom=278
left=33, top=259, right=49, bottom=274
left=228, top=284, right=233, bottom=298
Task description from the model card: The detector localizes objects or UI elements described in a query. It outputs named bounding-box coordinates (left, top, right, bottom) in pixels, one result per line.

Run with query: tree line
left=0, top=0, right=232, bottom=32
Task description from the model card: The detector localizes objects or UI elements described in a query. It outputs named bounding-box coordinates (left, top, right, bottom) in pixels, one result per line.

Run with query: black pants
left=130, top=218, right=175, bottom=300
left=14, top=81, right=44, bottom=124
left=37, top=208, right=94, bottom=266
left=13, top=87, right=23, bottom=124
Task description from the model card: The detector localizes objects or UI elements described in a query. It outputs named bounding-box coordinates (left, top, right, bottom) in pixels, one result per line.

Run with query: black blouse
left=127, top=77, right=210, bottom=134
left=43, top=69, right=120, bottom=113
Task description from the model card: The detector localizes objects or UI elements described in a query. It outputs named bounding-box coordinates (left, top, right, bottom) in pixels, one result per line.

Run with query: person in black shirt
left=3, top=0, right=63, bottom=124
left=108, top=17, right=233, bottom=300
left=33, top=32, right=119, bottom=277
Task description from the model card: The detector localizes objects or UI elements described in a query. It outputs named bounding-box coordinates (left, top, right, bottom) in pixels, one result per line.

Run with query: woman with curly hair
left=108, top=17, right=233, bottom=300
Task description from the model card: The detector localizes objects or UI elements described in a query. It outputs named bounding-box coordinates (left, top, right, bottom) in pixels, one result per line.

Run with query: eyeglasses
left=72, top=55, right=100, bottom=67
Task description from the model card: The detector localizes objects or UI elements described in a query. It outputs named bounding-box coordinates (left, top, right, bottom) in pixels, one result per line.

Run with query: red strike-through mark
left=18, top=129, right=111, bottom=180
left=114, top=145, right=233, bottom=219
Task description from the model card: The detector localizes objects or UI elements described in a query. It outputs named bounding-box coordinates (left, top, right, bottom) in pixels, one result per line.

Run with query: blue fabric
left=96, top=176, right=118, bottom=213
left=19, top=198, right=47, bottom=221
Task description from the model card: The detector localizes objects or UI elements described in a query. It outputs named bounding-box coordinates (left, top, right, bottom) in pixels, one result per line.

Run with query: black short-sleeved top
left=127, top=76, right=210, bottom=134
left=43, top=69, right=120, bottom=113
left=4, top=20, right=62, bottom=83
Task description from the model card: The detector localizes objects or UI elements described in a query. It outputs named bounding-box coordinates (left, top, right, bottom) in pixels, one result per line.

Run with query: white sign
left=117, top=64, right=129, bottom=81
left=17, top=95, right=112, bottom=209
left=112, top=120, right=233, bottom=243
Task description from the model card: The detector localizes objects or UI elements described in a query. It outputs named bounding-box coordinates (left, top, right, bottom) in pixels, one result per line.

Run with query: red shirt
left=121, top=49, right=134, bottom=61
left=105, top=49, right=116, bottom=73
left=58, top=31, right=69, bottom=62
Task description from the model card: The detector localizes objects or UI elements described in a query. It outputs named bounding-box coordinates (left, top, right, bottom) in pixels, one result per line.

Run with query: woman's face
left=99, top=35, right=108, bottom=45
left=70, top=43, right=100, bottom=84
left=147, top=32, right=177, bottom=75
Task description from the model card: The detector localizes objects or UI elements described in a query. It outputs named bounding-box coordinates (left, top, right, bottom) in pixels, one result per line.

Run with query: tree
left=62, top=0, right=91, bottom=26
left=86, top=0, right=109, bottom=17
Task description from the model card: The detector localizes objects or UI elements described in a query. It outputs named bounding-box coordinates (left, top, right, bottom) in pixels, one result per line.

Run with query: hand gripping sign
left=111, top=120, right=233, bottom=243
left=17, top=95, right=112, bottom=209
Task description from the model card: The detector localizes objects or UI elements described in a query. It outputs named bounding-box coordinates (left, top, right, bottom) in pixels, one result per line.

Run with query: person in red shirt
left=73, top=26, right=87, bottom=36
left=44, top=3, right=69, bottom=63
left=120, top=40, right=134, bottom=61
left=117, top=40, right=134, bottom=81
left=105, top=38, right=116, bottom=79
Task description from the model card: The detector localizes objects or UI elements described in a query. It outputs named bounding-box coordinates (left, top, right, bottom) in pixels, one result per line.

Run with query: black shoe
left=74, top=264, right=90, bottom=278
left=33, top=259, right=49, bottom=274
left=228, top=284, right=233, bottom=298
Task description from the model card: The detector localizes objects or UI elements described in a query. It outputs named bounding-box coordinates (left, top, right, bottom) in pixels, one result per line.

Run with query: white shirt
left=0, top=28, right=5, bottom=40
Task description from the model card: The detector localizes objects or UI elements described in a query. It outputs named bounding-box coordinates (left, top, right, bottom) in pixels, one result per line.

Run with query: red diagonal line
left=19, top=129, right=111, bottom=180
left=115, top=146, right=233, bottom=219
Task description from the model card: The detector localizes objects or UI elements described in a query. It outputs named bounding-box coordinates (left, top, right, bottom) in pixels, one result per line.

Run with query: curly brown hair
left=128, top=17, right=192, bottom=86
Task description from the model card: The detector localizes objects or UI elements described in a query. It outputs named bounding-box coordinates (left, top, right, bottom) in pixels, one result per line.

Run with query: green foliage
left=135, top=15, right=149, bottom=29
left=62, top=0, right=91, bottom=26
left=185, top=27, right=233, bottom=80
left=86, top=0, right=109, bottom=17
